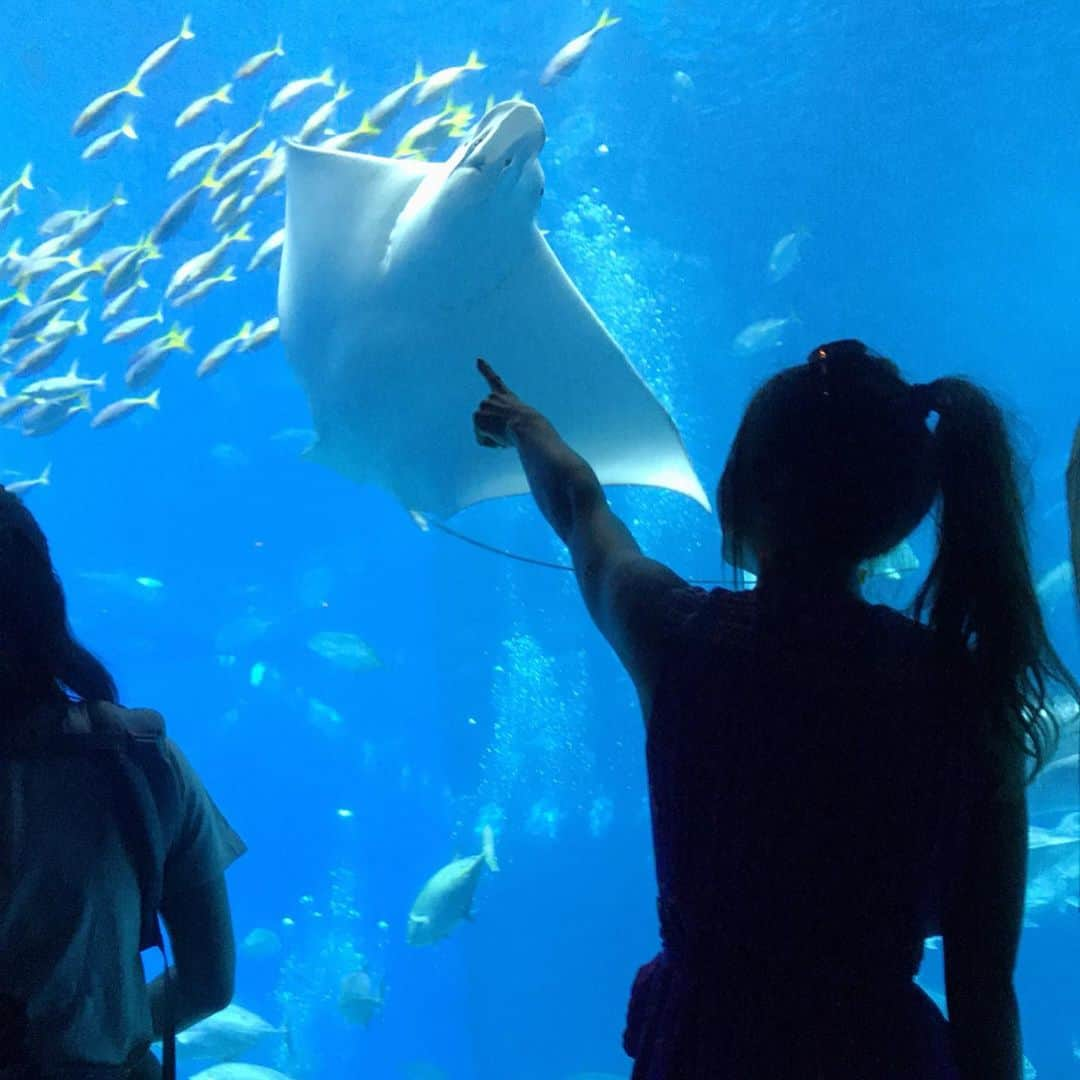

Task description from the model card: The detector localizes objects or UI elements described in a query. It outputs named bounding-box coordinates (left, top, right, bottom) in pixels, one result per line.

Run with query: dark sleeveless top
left=624, top=584, right=990, bottom=1079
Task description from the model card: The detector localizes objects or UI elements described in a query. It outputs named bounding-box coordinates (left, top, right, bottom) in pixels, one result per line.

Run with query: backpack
left=0, top=700, right=176, bottom=1079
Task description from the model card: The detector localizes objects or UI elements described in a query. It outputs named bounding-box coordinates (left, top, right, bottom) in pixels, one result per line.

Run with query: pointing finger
left=476, top=357, right=508, bottom=393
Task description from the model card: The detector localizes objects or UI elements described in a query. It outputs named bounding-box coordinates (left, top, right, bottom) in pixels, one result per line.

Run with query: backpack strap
left=0, top=701, right=176, bottom=1080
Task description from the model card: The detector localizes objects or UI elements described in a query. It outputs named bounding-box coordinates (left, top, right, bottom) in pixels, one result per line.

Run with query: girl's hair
left=719, top=339, right=1077, bottom=781
left=0, top=489, right=117, bottom=709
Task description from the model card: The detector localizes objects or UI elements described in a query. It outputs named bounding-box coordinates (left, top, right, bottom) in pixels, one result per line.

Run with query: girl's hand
left=473, top=358, right=543, bottom=448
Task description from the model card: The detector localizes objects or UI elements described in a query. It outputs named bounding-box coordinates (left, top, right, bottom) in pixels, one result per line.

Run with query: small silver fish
left=22, top=395, right=90, bottom=438
left=101, top=278, right=149, bottom=320
left=103, top=307, right=164, bottom=345
left=251, top=149, right=287, bottom=200
left=235, top=315, right=279, bottom=353
left=23, top=361, right=105, bottom=399
left=540, top=9, right=621, bottom=86
left=732, top=315, right=797, bottom=355
left=270, top=67, right=334, bottom=111
left=247, top=228, right=284, bottom=272
left=368, top=63, right=425, bottom=129
left=166, top=223, right=251, bottom=297
left=319, top=113, right=381, bottom=152
left=297, top=82, right=351, bottom=144
left=167, top=139, right=225, bottom=181
left=5, top=462, right=51, bottom=496
left=66, top=190, right=128, bottom=249
left=415, top=51, right=484, bottom=106
left=176, top=83, right=233, bottom=129
left=235, top=35, right=285, bottom=80
left=196, top=320, right=253, bottom=379
left=171, top=265, right=236, bottom=309
left=81, top=116, right=138, bottom=162
left=151, top=171, right=218, bottom=245
left=0, top=165, right=32, bottom=211
left=767, top=228, right=810, bottom=284
left=90, top=389, right=159, bottom=429
left=134, top=15, right=194, bottom=80
left=72, top=76, right=143, bottom=136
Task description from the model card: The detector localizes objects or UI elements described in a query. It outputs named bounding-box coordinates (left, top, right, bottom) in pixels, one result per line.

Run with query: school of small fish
left=0, top=11, right=622, bottom=492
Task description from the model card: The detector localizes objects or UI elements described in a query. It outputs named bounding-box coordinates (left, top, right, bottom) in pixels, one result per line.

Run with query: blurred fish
left=235, top=35, right=285, bottom=80
left=15, top=250, right=81, bottom=287
left=37, top=308, right=89, bottom=345
left=65, top=190, right=127, bottom=248
left=0, top=290, right=30, bottom=324
left=90, top=388, right=160, bottom=429
left=239, top=927, right=281, bottom=958
left=151, top=169, right=220, bottom=245
left=338, top=969, right=384, bottom=1027
left=393, top=101, right=456, bottom=159
left=270, top=67, right=334, bottom=111
left=247, top=228, right=284, bottom=272
left=175, top=1003, right=285, bottom=1062
left=733, top=314, right=797, bottom=355
left=213, top=142, right=277, bottom=201
left=166, top=223, right=251, bottom=297
left=172, top=265, right=236, bottom=308
left=196, top=321, right=253, bottom=379
left=415, top=51, right=484, bottom=106
left=103, top=238, right=161, bottom=299
left=23, top=362, right=105, bottom=399
left=0, top=205, right=17, bottom=234
left=217, top=119, right=265, bottom=173
left=1, top=238, right=25, bottom=277
left=22, top=395, right=90, bottom=437
left=190, top=1067, right=293, bottom=1080
left=176, top=83, right=233, bottom=129
left=0, top=165, right=33, bottom=210
left=168, top=139, right=225, bottom=181
left=540, top=9, right=620, bottom=86
left=407, top=825, right=499, bottom=945
left=135, top=15, right=195, bottom=80
left=26, top=232, right=76, bottom=262
left=125, top=324, right=193, bottom=388
left=103, top=306, right=164, bottom=345
left=1037, top=560, right=1075, bottom=614
left=10, top=285, right=87, bottom=339
left=0, top=395, right=35, bottom=423
left=368, top=63, right=426, bottom=129
left=297, top=82, right=351, bottom=144
left=5, top=462, right=51, bottom=496
left=81, top=116, right=138, bottom=161
left=40, top=259, right=106, bottom=302
left=211, top=191, right=241, bottom=230
left=101, top=278, right=149, bottom=320
left=40, top=209, right=84, bottom=237
left=234, top=314, right=277, bottom=352
left=767, top=228, right=810, bottom=283
left=307, top=697, right=345, bottom=735
left=73, top=75, right=144, bottom=137
left=319, top=113, right=380, bottom=152
left=307, top=629, right=380, bottom=671
left=13, top=334, right=73, bottom=378
left=251, top=148, right=286, bottom=200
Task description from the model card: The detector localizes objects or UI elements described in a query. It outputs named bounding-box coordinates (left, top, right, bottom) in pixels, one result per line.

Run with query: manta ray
left=278, top=99, right=709, bottom=520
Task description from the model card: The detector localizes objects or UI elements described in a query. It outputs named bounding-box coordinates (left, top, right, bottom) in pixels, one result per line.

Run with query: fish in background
left=197, top=320, right=254, bottom=379
left=367, top=62, right=426, bottom=128
left=338, top=968, right=384, bottom=1027
left=235, top=315, right=278, bottom=352
left=190, top=1067, right=294, bottom=1080
left=167, top=139, right=225, bottom=181
left=134, top=15, right=195, bottom=81
left=239, top=926, right=282, bottom=958
left=235, top=35, right=285, bottom=80
left=415, top=51, right=485, bottom=105
left=270, top=67, right=334, bottom=111
left=90, top=389, right=160, bottom=429
left=72, top=75, right=144, bottom=137
left=176, top=83, right=234, bottom=129
left=0, top=165, right=34, bottom=213
left=307, top=630, right=380, bottom=672
left=540, top=8, right=620, bottom=86
left=81, top=116, right=138, bottom=162
left=319, top=112, right=381, bottom=152
left=171, top=1002, right=286, bottom=1061
left=732, top=313, right=799, bottom=355
left=247, top=227, right=284, bottom=272
left=767, top=227, right=810, bottom=283
left=4, top=463, right=51, bottom=496
left=407, top=825, right=499, bottom=945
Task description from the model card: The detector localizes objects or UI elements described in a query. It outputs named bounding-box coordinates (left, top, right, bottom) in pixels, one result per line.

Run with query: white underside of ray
left=278, top=113, right=709, bottom=521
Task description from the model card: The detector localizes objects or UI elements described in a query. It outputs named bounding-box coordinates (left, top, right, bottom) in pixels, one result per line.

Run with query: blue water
left=2, top=1, right=1078, bottom=1077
